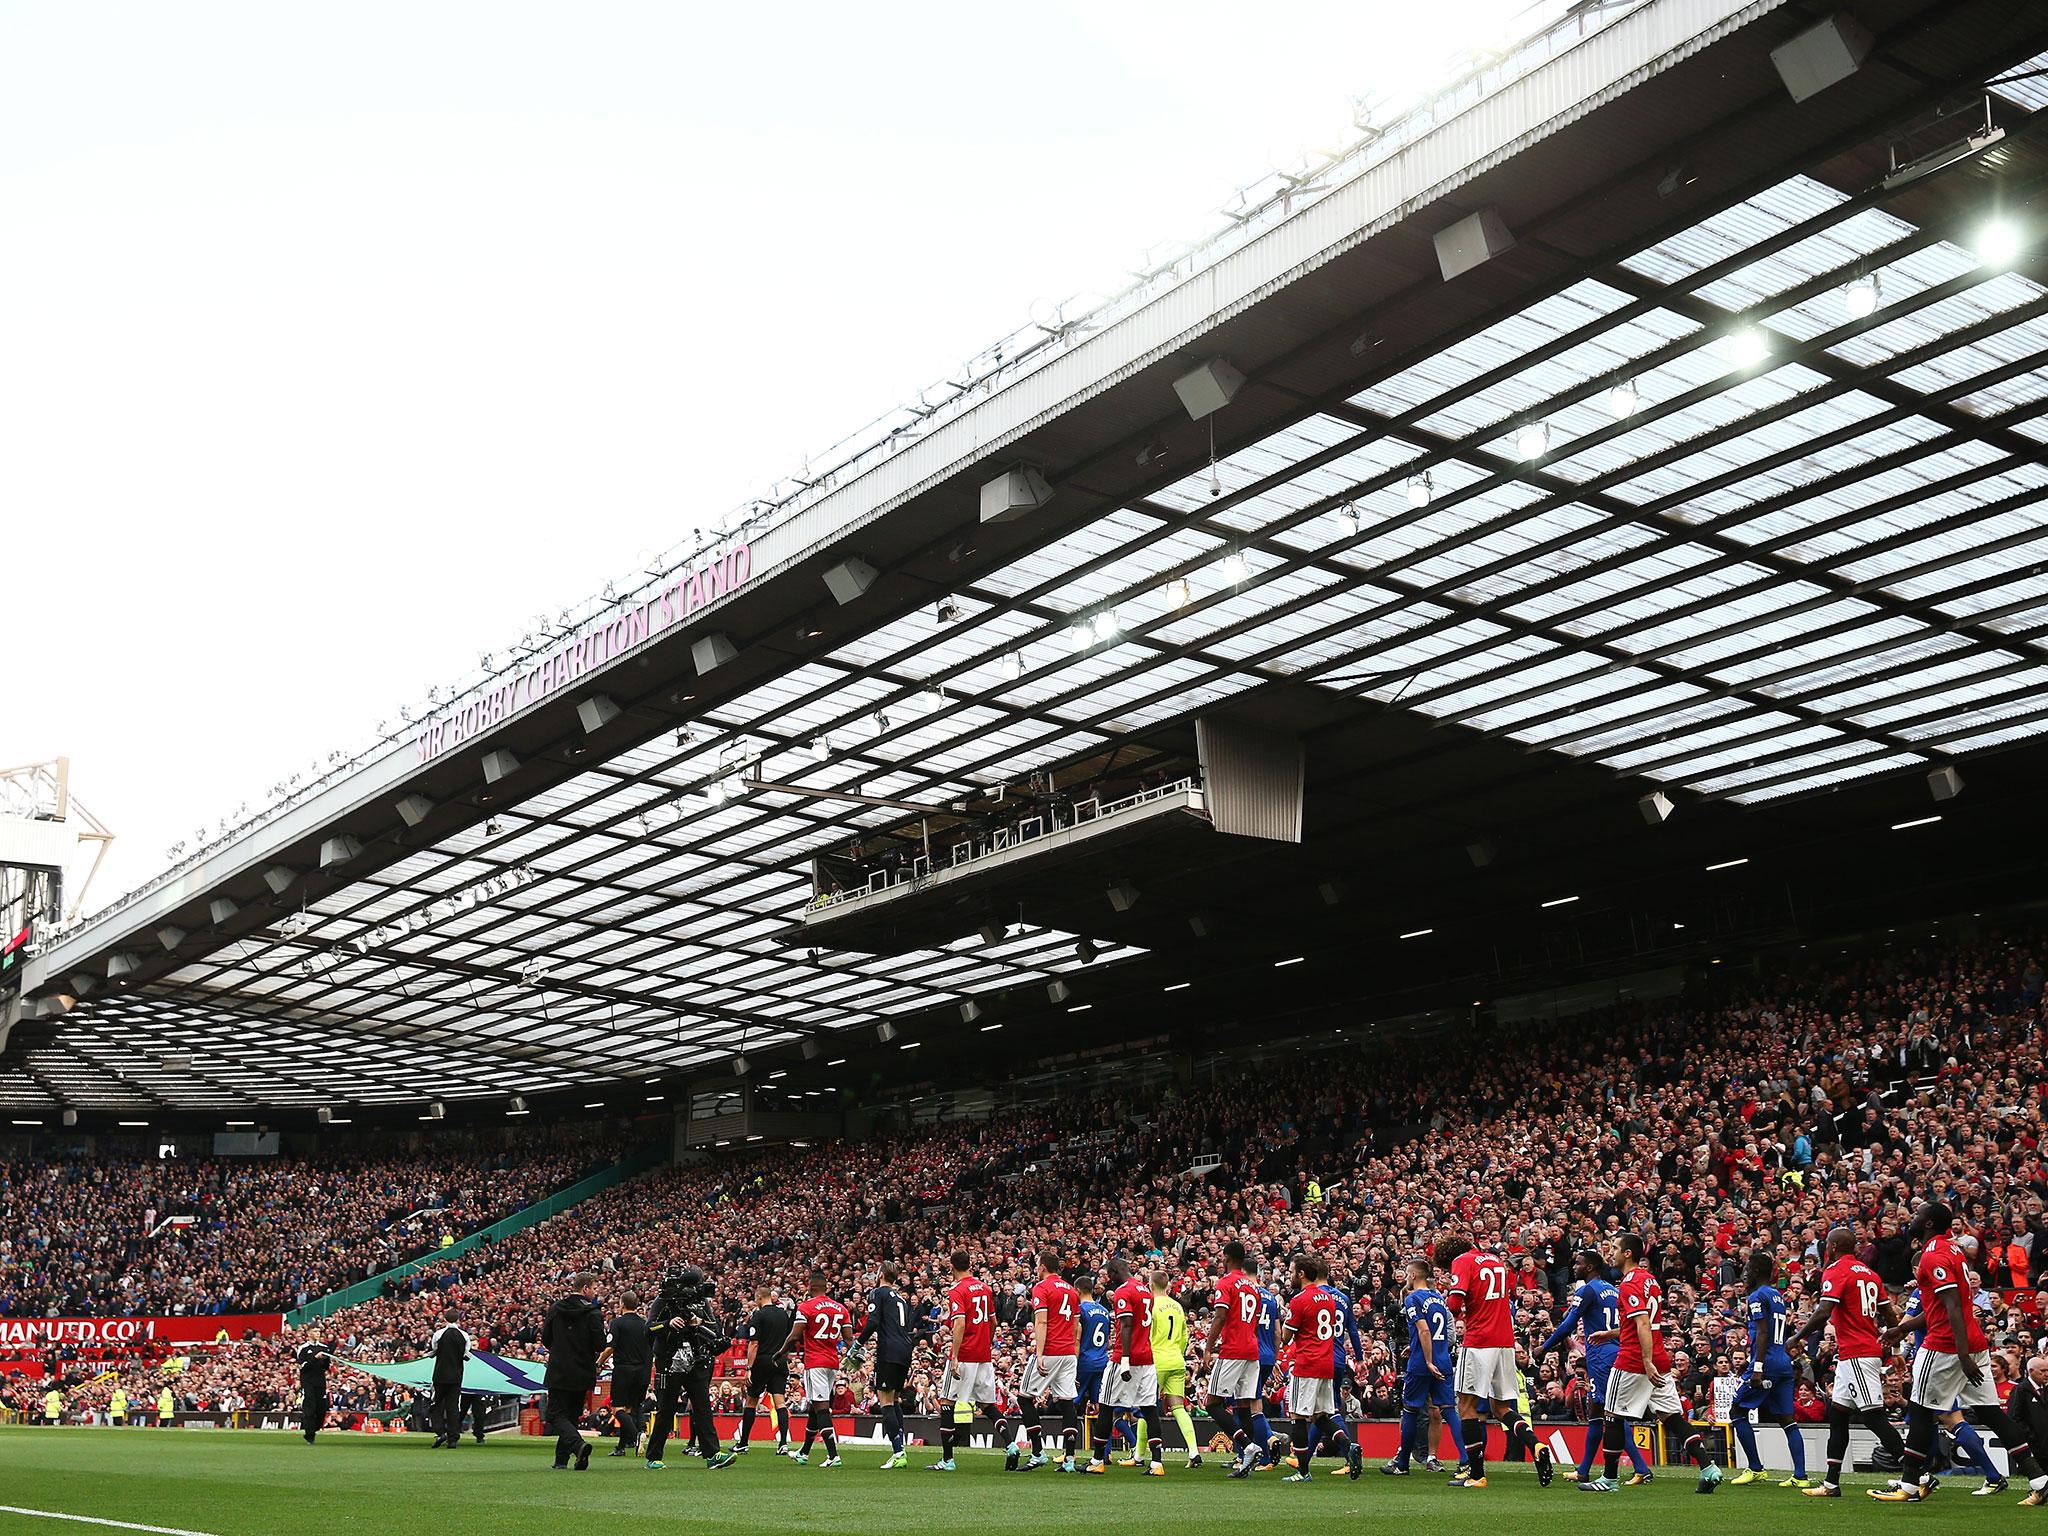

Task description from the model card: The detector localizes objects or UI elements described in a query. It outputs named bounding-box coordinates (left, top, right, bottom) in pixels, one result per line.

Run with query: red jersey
left=1616, top=1265, right=1671, bottom=1374
left=1916, top=1236, right=1987, bottom=1354
left=1818, top=1255, right=1886, bottom=1360
left=946, top=1275, right=995, bottom=1364
left=795, top=1295, right=850, bottom=1370
left=1212, top=1269, right=1260, bottom=1360
left=1286, top=1285, right=1339, bottom=1379
left=1031, top=1274, right=1080, bottom=1357
left=1110, top=1278, right=1155, bottom=1366
left=1446, top=1249, right=1515, bottom=1349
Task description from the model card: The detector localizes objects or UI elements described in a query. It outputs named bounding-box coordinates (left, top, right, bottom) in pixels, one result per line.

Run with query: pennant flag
left=339, top=1349, right=548, bottom=1397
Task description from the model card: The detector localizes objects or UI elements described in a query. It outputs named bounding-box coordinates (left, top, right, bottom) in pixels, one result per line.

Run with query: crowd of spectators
left=14, top=930, right=2048, bottom=1435
left=0, top=1123, right=610, bottom=1319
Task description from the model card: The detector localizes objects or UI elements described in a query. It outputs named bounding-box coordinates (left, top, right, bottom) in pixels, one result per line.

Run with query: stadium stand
left=17, top=930, right=2044, bottom=1434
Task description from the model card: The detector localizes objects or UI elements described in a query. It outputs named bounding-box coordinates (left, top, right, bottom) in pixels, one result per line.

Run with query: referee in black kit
left=713, top=1283, right=792, bottom=1460
left=428, top=1310, right=470, bottom=1447
left=606, top=1289, right=651, bottom=1457
left=294, top=1335, right=335, bottom=1444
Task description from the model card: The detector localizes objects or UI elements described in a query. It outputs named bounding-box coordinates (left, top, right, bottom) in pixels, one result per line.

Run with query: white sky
left=3, top=0, right=1532, bottom=907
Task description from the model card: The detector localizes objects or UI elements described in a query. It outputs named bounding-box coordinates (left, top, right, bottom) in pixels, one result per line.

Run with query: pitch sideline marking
left=0, top=1507, right=223, bottom=1536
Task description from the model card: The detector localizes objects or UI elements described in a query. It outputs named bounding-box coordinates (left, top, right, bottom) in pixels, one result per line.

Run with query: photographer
left=644, top=1265, right=729, bottom=1468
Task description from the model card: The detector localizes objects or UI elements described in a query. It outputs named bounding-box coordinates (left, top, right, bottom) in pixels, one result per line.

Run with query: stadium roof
left=13, top=0, right=2048, bottom=1120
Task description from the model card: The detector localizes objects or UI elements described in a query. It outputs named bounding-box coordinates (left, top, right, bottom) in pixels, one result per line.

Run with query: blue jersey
left=1318, top=1283, right=1361, bottom=1371
left=1078, top=1299, right=1112, bottom=1368
left=1541, top=1277, right=1620, bottom=1365
left=1255, top=1288, right=1282, bottom=1367
left=1744, top=1284, right=1792, bottom=1373
left=1401, top=1287, right=1456, bottom=1379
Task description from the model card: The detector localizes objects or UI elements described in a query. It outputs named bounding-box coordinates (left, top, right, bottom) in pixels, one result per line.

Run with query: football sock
left=1903, top=1405, right=1936, bottom=1480
left=821, top=1428, right=837, bottom=1458
left=1858, top=1404, right=1906, bottom=1461
left=1968, top=1407, right=2041, bottom=1480
left=1464, top=1418, right=1485, bottom=1477
left=737, top=1402, right=756, bottom=1449
left=1141, top=1406, right=1164, bottom=1464
left=1824, top=1405, right=1851, bottom=1485
left=1133, top=1417, right=1148, bottom=1456
left=884, top=1403, right=904, bottom=1453
left=1733, top=1417, right=1760, bottom=1471
left=1205, top=1398, right=1241, bottom=1441
left=1782, top=1421, right=1807, bottom=1479
left=1443, top=1411, right=1467, bottom=1464
left=1505, top=1412, right=1538, bottom=1453
left=1172, top=1405, right=1198, bottom=1451
left=940, top=1427, right=957, bottom=1461
left=1603, top=1416, right=1628, bottom=1481
left=1576, top=1420, right=1598, bottom=1478
left=1398, top=1407, right=1422, bottom=1468
left=1060, top=1402, right=1078, bottom=1459
left=1249, top=1412, right=1272, bottom=1456
left=1092, top=1405, right=1113, bottom=1459
left=1953, top=1420, right=1996, bottom=1480
left=1293, top=1417, right=1312, bottom=1472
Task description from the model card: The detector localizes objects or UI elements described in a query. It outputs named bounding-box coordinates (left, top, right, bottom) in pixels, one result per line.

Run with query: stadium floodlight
left=1406, top=473, right=1432, bottom=508
left=809, top=735, right=830, bottom=761
left=1218, top=551, right=1250, bottom=584
left=1003, top=650, right=1026, bottom=681
left=1047, top=980, right=1073, bottom=1004
left=1928, top=764, right=1964, bottom=801
left=1976, top=219, right=2022, bottom=268
left=960, top=1000, right=982, bottom=1023
left=873, top=710, right=892, bottom=735
left=876, top=1022, right=898, bottom=1043
left=208, top=898, right=239, bottom=924
left=935, top=597, right=963, bottom=624
left=1337, top=502, right=1363, bottom=538
left=979, top=923, right=1006, bottom=947
left=1843, top=272, right=1880, bottom=319
left=1728, top=327, right=1771, bottom=370
left=1514, top=421, right=1549, bottom=460
left=395, top=793, right=435, bottom=827
left=919, top=684, right=945, bottom=716
left=1069, top=623, right=1094, bottom=654
left=1606, top=380, right=1640, bottom=419
left=1091, top=611, right=1120, bottom=644
left=1161, top=576, right=1194, bottom=610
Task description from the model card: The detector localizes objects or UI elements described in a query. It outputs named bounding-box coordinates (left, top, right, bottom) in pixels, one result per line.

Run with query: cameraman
left=644, top=1266, right=729, bottom=1469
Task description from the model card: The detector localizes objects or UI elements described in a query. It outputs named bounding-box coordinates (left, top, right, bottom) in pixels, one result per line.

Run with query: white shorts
left=1909, top=1348, right=1997, bottom=1411
left=1288, top=1375, right=1335, bottom=1417
left=1454, top=1345, right=1520, bottom=1404
left=803, top=1368, right=837, bottom=1403
left=1207, top=1358, right=1261, bottom=1402
left=1605, top=1367, right=1682, bottom=1420
left=1103, top=1363, right=1158, bottom=1409
left=943, top=1361, right=997, bottom=1405
left=1830, top=1356, right=1885, bottom=1411
left=1023, top=1355, right=1077, bottom=1402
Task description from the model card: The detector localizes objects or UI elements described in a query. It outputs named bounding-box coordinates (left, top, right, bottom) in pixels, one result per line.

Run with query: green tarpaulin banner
left=340, top=1349, right=547, bottom=1396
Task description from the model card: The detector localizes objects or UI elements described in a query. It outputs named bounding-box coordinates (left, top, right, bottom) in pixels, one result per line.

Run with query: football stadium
left=8, top=1, right=2048, bottom=1532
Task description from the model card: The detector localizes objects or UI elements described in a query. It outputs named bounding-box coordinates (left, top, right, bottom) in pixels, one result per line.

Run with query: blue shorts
left=1402, top=1372, right=1456, bottom=1411
left=1585, top=1349, right=1618, bottom=1405
left=1731, top=1374, right=1795, bottom=1419
left=1257, top=1362, right=1274, bottom=1399
left=1076, top=1365, right=1105, bottom=1406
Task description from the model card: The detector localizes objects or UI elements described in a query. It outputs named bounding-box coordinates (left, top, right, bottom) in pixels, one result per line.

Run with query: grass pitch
left=0, top=1427, right=2012, bottom=1536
